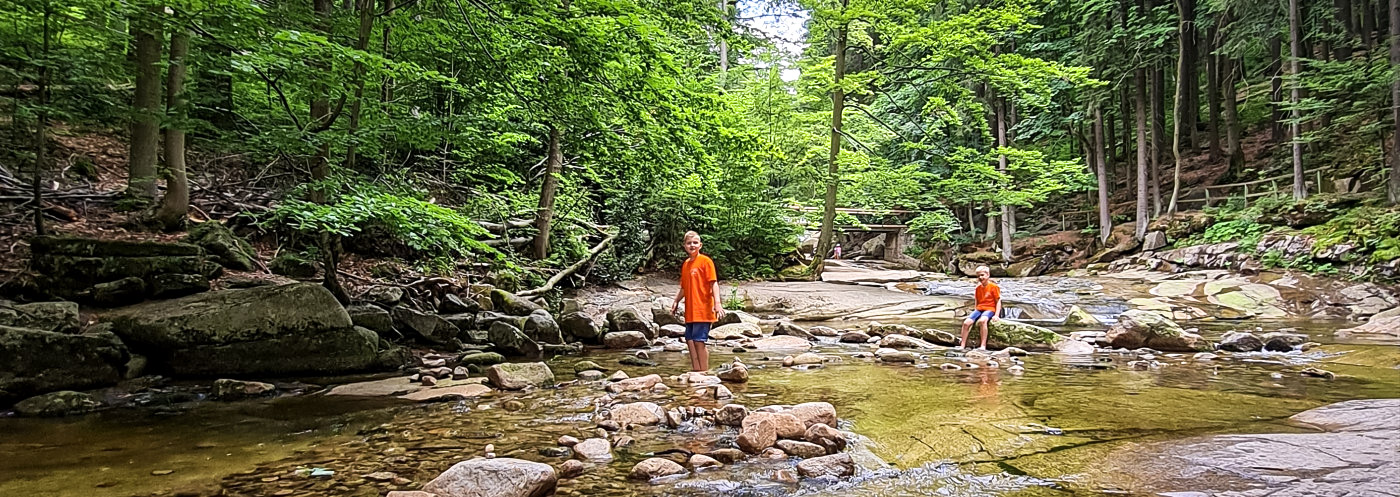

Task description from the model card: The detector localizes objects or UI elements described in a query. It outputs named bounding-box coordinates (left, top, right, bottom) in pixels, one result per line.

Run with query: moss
left=186, top=222, right=257, bottom=271
left=269, top=252, right=319, bottom=278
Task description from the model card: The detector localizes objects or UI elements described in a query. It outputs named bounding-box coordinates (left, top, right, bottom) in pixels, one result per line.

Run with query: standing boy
left=959, top=265, right=1001, bottom=350
left=672, top=231, right=724, bottom=372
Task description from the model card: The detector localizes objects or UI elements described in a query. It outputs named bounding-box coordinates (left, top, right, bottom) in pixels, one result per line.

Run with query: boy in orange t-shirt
left=958, top=265, right=1001, bottom=350
left=671, top=231, right=725, bottom=372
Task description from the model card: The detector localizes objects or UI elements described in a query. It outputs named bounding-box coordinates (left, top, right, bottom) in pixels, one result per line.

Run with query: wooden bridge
left=786, top=205, right=917, bottom=260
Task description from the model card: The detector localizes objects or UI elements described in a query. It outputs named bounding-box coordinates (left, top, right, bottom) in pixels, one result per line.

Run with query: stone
left=558, top=435, right=580, bottom=447
left=737, top=414, right=777, bottom=453
left=486, top=362, right=555, bottom=390
left=13, top=390, right=102, bottom=417
left=620, top=356, right=657, bottom=367
left=558, top=312, right=602, bottom=344
left=805, top=423, right=847, bottom=454
left=1105, top=310, right=1213, bottom=352
left=985, top=319, right=1068, bottom=350
left=717, top=362, right=750, bottom=383
left=608, top=402, right=665, bottom=427
left=839, top=331, right=871, bottom=343
left=185, top=222, right=257, bottom=271
left=1062, top=305, right=1100, bottom=326
left=573, top=360, right=603, bottom=373
left=522, top=312, right=563, bottom=345
left=0, top=325, right=127, bottom=403
left=1142, top=230, right=1168, bottom=251
left=715, top=384, right=733, bottom=399
left=400, top=384, right=493, bottom=402
left=1054, top=339, right=1096, bottom=355
left=393, top=307, right=460, bottom=347
left=708, top=448, right=746, bottom=464
left=796, top=453, right=854, bottom=478
left=748, top=335, right=813, bottom=352
left=612, top=436, right=635, bottom=448
left=651, top=299, right=684, bottom=327
left=785, top=402, right=837, bottom=428
left=688, top=454, right=721, bottom=470
left=606, top=306, right=652, bottom=338
left=774, top=322, right=816, bottom=340
left=211, top=379, right=275, bottom=400
left=876, top=348, right=917, bottom=363
left=558, top=459, right=585, bottom=478
left=0, top=300, right=80, bottom=333
left=878, top=334, right=938, bottom=349
left=421, top=375, right=439, bottom=386
left=609, top=370, right=630, bottom=381
left=92, top=277, right=147, bottom=307
left=710, top=323, right=761, bottom=340
left=715, top=310, right=761, bottom=326
left=1218, top=332, right=1264, bottom=352
left=629, top=458, right=685, bottom=480
left=1262, top=331, right=1309, bottom=346
left=716, top=404, right=749, bottom=426
left=1263, top=336, right=1295, bottom=352
left=867, top=322, right=922, bottom=337
left=346, top=305, right=395, bottom=336
left=491, top=289, right=543, bottom=316
left=440, top=294, right=479, bottom=314
left=363, top=285, right=405, bottom=307
left=149, top=273, right=210, bottom=299
left=268, top=252, right=319, bottom=278
left=659, top=324, right=686, bottom=338
left=791, top=353, right=825, bottom=366
left=603, top=331, right=648, bottom=349
left=459, top=352, right=507, bottom=366
left=572, top=438, right=613, bottom=461
left=488, top=321, right=541, bottom=358
left=663, top=342, right=684, bottom=352
left=776, top=439, right=828, bottom=458
left=748, top=411, right=805, bottom=439
left=423, top=458, right=557, bottom=497
left=576, top=370, right=603, bottom=381
left=604, top=374, right=663, bottom=394
left=805, top=326, right=838, bottom=337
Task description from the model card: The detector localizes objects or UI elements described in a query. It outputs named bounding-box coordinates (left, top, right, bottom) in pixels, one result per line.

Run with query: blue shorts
left=967, top=310, right=997, bottom=322
left=684, top=322, right=712, bottom=342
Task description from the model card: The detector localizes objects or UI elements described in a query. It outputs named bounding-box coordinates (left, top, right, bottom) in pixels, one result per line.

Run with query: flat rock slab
left=399, top=384, right=493, bottom=402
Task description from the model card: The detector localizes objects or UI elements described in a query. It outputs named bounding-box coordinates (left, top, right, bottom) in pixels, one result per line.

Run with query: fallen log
left=517, top=232, right=616, bottom=297
left=483, top=237, right=531, bottom=248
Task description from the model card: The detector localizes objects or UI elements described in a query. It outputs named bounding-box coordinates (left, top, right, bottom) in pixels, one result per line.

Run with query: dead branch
left=483, top=237, right=531, bottom=247
left=516, top=232, right=616, bottom=297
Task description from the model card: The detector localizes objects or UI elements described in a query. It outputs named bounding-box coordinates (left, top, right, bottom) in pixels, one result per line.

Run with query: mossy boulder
left=459, top=351, right=507, bottom=366
left=167, top=326, right=380, bottom=376
left=490, top=289, right=543, bottom=316
left=14, top=390, right=103, bottom=417
left=1105, top=310, right=1213, bottom=352
left=985, top=319, right=1068, bottom=351
left=0, top=325, right=127, bottom=403
left=269, top=252, right=319, bottom=278
left=185, top=222, right=257, bottom=271
left=0, top=300, right=80, bottom=333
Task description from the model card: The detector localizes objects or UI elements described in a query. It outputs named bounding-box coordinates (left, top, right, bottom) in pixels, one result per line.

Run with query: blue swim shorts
left=684, top=322, right=712, bottom=342
left=967, top=310, right=997, bottom=322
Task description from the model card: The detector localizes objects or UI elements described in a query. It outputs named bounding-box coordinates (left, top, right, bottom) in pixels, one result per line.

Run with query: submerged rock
left=796, top=453, right=854, bottom=478
left=1218, top=332, right=1264, bottom=352
left=607, top=402, right=666, bottom=427
left=572, top=438, right=613, bottom=461
left=13, top=390, right=102, bottom=417
left=423, top=458, right=557, bottom=497
left=1105, top=310, right=1213, bottom=352
left=486, top=362, right=554, bottom=390
left=748, top=335, right=813, bottom=351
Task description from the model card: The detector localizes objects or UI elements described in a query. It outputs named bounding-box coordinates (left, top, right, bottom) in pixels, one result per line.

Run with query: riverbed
left=2, top=271, right=1398, bottom=497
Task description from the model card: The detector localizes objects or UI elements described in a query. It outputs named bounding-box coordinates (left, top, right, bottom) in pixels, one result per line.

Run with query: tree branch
left=516, top=232, right=616, bottom=297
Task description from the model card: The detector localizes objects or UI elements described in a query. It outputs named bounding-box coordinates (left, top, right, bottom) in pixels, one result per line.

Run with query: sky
left=734, top=0, right=809, bottom=81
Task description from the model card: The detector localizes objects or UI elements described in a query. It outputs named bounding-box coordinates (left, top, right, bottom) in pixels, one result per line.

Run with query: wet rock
left=604, top=374, right=662, bottom=394
left=609, top=370, right=629, bottom=381
left=92, top=277, right=147, bottom=307
left=748, top=411, right=806, bottom=440
left=1193, top=352, right=1219, bottom=361
left=573, top=361, right=603, bottom=373
left=488, top=321, right=541, bottom=358
left=737, top=414, right=777, bottom=453
left=486, top=362, right=555, bottom=390
left=558, top=312, right=602, bottom=344
left=606, top=306, right=652, bottom=338
left=629, top=458, right=685, bottom=480
left=659, top=324, right=686, bottom=338
left=1301, top=367, right=1336, bottom=379
left=761, top=447, right=787, bottom=459
left=400, top=384, right=492, bottom=402
left=460, top=352, right=506, bottom=367
left=1105, top=310, right=1213, bottom=352
left=394, top=307, right=460, bottom=347
left=0, top=324, right=127, bottom=403
left=1263, top=336, right=1295, bottom=352
left=573, top=438, right=613, bottom=461
left=711, top=323, right=761, bottom=340
left=717, top=362, right=750, bottom=383
left=839, top=331, right=871, bottom=343
left=748, top=335, right=813, bottom=351
left=939, top=363, right=962, bottom=371
left=777, top=440, right=828, bottom=458
left=651, top=299, right=684, bottom=327
left=663, top=342, right=685, bottom=352
left=790, top=353, right=825, bottom=366
left=714, top=384, right=733, bottom=399
left=805, top=423, right=847, bottom=454
left=772, top=469, right=799, bottom=484
left=716, top=404, right=749, bottom=426
left=557, top=435, right=580, bottom=447
left=1062, top=305, right=1100, bottom=326
left=13, top=390, right=102, bottom=417
left=0, top=300, right=80, bottom=333
left=612, top=436, right=635, bottom=448
left=604, top=331, right=648, bottom=349
left=521, top=312, right=563, bottom=345
left=363, top=285, right=405, bottom=307
left=1262, top=331, right=1308, bottom=346
left=423, top=457, right=556, bottom=497
left=808, top=326, right=840, bottom=337
left=708, top=448, right=746, bottom=464
left=1054, top=339, right=1096, bottom=355
left=774, top=322, right=816, bottom=340
left=878, top=334, right=938, bottom=349
left=620, top=356, right=657, bottom=367
left=558, top=459, right=585, bottom=478
left=576, top=370, right=603, bottom=381
left=212, top=379, right=275, bottom=400
left=1218, top=332, right=1264, bottom=352
left=608, top=402, right=666, bottom=427
left=688, top=454, right=721, bottom=470
left=491, top=289, right=543, bottom=316
left=347, top=305, right=395, bottom=336
left=875, top=348, right=917, bottom=363
left=785, top=402, right=837, bottom=428
left=796, top=453, right=854, bottom=478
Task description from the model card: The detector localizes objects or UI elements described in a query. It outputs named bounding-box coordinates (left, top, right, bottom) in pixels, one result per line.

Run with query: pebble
left=558, top=435, right=580, bottom=447
left=502, top=400, right=525, bottom=411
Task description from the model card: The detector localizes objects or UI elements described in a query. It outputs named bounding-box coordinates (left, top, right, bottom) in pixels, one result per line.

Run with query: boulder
left=0, top=300, right=80, bottom=333
left=13, top=390, right=102, bottom=417
left=796, top=453, right=854, bottom=478
left=439, top=294, right=480, bottom=314
left=491, top=289, right=543, bottom=316
left=717, top=362, right=750, bottom=383
left=651, top=300, right=683, bottom=327
left=92, top=277, right=147, bottom=307
left=558, top=312, right=602, bottom=344
left=603, top=331, right=648, bottom=349
left=659, top=324, right=686, bottom=338
left=1061, top=305, right=1100, bottom=326
left=785, top=402, right=837, bottom=428
left=688, top=454, right=721, bottom=470
left=629, top=458, right=685, bottom=480
left=920, top=329, right=958, bottom=345
left=747, top=411, right=805, bottom=440
left=777, top=440, right=828, bottom=458
left=809, top=326, right=840, bottom=337
left=211, top=379, right=276, bottom=400
left=774, top=322, right=816, bottom=341
left=866, top=322, right=921, bottom=337
left=748, top=335, right=813, bottom=352
left=985, top=319, right=1068, bottom=351
left=347, top=305, right=395, bottom=336
left=521, top=312, right=563, bottom=345
left=488, top=321, right=541, bottom=358
left=363, top=285, right=405, bottom=307
left=805, top=423, right=846, bottom=454
left=459, top=352, right=507, bottom=366
left=839, top=331, right=871, bottom=343
left=168, top=326, right=383, bottom=376
left=790, top=353, right=825, bottom=366
left=558, top=459, right=585, bottom=478
left=393, top=307, right=460, bottom=347
left=486, top=362, right=555, bottom=390
left=876, top=348, right=917, bottom=363
left=737, top=413, right=778, bottom=453
left=1218, top=332, right=1265, bottom=352
left=715, top=310, right=761, bottom=327
left=604, top=374, right=663, bottom=393
left=710, top=323, right=761, bottom=340
left=716, top=404, right=749, bottom=426
left=608, top=402, right=666, bottom=427
left=184, top=222, right=256, bottom=271
left=1262, top=331, right=1308, bottom=346
left=878, top=334, right=938, bottom=349
left=268, top=252, right=318, bottom=278
left=606, top=306, right=652, bottom=338
left=1105, top=310, right=1213, bottom=352
left=1054, top=339, right=1096, bottom=355
left=1335, top=306, right=1400, bottom=340
left=1142, top=230, right=1168, bottom=251
left=31, top=236, right=210, bottom=303
left=572, top=438, right=613, bottom=461
left=1263, top=336, right=1295, bottom=352
left=423, top=458, right=557, bottom=497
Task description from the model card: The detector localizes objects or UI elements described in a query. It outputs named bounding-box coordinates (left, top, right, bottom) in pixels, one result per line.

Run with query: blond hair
left=683, top=231, right=701, bottom=242
left=975, top=265, right=990, bottom=274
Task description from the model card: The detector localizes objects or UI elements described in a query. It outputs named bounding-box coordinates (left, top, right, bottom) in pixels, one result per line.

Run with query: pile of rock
left=1217, top=330, right=1309, bottom=353
left=31, top=236, right=217, bottom=306
left=1105, top=310, right=1213, bottom=352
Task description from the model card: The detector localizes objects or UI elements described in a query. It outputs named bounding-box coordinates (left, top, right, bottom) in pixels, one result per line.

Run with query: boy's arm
left=671, top=286, right=685, bottom=314
left=994, top=289, right=1002, bottom=320
left=711, top=280, right=725, bottom=318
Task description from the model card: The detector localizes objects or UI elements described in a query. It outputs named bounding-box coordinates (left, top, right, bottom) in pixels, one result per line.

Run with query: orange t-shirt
left=974, top=281, right=1000, bottom=311
left=681, top=254, right=717, bottom=323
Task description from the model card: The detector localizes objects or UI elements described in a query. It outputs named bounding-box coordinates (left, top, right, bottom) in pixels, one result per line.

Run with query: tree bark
left=1169, top=0, right=1191, bottom=213
left=1337, top=0, right=1355, bottom=60
left=1206, top=20, right=1222, bottom=161
left=1180, top=0, right=1199, bottom=151
left=1135, top=68, right=1149, bottom=240
left=344, top=0, right=374, bottom=171
left=155, top=27, right=191, bottom=230
left=533, top=125, right=563, bottom=259
left=1389, top=0, right=1400, bottom=202
left=812, top=9, right=847, bottom=278
left=1364, top=0, right=1377, bottom=48
left=1223, top=57, right=1245, bottom=179
left=1151, top=61, right=1166, bottom=216
left=1095, top=104, right=1112, bottom=242
left=995, top=95, right=1012, bottom=262
left=381, top=0, right=394, bottom=104
left=128, top=6, right=162, bottom=203
left=309, top=0, right=334, bottom=204
left=33, top=0, right=51, bottom=236
left=1290, top=0, right=1307, bottom=200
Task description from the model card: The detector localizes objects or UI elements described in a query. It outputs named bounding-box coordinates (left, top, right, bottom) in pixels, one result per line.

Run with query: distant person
left=672, top=231, right=724, bottom=372
left=958, top=265, right=1001, bottom=350
left=833, top=243, right=842, bottom=260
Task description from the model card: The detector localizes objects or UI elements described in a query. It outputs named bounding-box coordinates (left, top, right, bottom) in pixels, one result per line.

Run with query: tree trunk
left=1389, top=0, right=1400, bottom=202
left=984, top=201, right=997, bottom=242
left=1180, top=0, right=1199, bottom=151
left=128, top=6, right=162, bottom=203
left=1095, top=104, right=1112, bottom=241
left=1223, top=57, right=1245, bottom=179
left=1364, top=0, right=1377, bottom=48
left=33, top=0, right=51, bottom=236
left=344, top=0, right=374, bottom=171
left=533, top=125, right=563, bottom=259
left=310, top=0, right=334, bottom=203
left=1337, top=0, right=1355, bottom=60
left=1206, top=21, right=1222, bottom=161
left=812, top=11, right=847, bottom=278
left=1290, top=0, right=1307, bottom=200
left=1151, top=61, right=1165, bottom=216
left=996, top=96, right=1012, bottom=262
left=1121, top=82, right=1133, bottom=167
left=717, top=0, right=728, bottom=85
left=1169, top=0, right=1191, bottom=213
left=154, top=27, right=191, bottom=230
left=381, top=0, right=394, bottom=104
left=1135, top=68, right=1149, bottom=240
left=1269, top=37, right=1285, bottom=143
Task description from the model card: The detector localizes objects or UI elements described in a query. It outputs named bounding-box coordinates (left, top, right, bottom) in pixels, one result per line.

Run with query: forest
left=1, top=0, right=1398, bottom=292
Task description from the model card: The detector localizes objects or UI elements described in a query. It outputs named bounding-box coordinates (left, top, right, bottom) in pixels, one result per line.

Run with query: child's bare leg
left=685, top=340, right=699, bottom=371
left=695, top=341, right=710, bottom=372
left=959, top=318, right=974, bottom=347
left=976, top=318, right=990, bottom=349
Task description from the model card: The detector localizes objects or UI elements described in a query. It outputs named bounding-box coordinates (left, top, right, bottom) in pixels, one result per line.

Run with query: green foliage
left=1304, top=206, right=1400, bottom=264
left=722, top=284, right=746, bottom=310
left=907, top=210, right=961, bottom=246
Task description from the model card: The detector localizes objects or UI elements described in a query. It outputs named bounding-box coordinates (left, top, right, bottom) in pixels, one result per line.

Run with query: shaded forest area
left=1, top=0, right=1398, bottom=296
